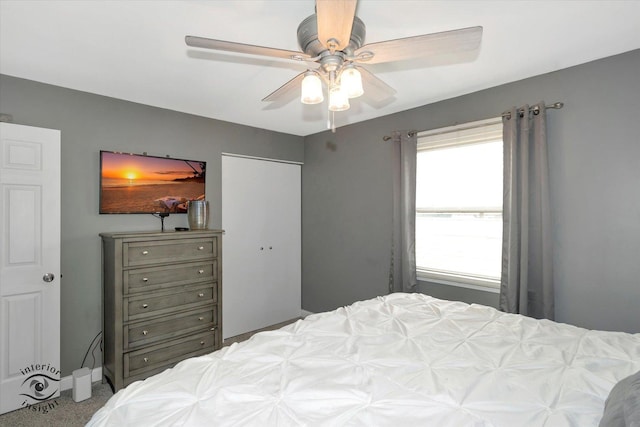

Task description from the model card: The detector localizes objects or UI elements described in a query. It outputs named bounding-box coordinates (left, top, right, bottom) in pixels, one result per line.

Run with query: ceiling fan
left=185, top=0, right=482, bottom=131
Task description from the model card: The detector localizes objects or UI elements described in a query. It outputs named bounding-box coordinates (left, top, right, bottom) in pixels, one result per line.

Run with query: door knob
left=42, top=273, right=55, bottom=283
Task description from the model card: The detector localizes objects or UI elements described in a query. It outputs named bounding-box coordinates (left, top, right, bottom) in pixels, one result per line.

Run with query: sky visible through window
left=416, top=140, right=503, bottom=280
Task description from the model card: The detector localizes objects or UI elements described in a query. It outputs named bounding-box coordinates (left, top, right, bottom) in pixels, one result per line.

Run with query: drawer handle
left=210, top=327, right=217, bottom=331
left=142, top=277, right=149, bottom=282
left=142, top=303, right=149, bottom=309
left=142, top=330, right=148, bottom=335
left=200, top=341, right=205, bottom=346
left=198, top=269, right=204, bottom=274
left=142, top=250, right=149, bottom=255
left=143, top=357, right=149, bottom=363
left=198, top=316, right=204, bottom=321
left=198, top=246, right=204, bottom=251
left=198, top=292, right=205, bottom=297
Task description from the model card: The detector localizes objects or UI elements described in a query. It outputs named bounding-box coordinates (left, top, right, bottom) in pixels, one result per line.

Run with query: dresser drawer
left=125, top=283, right=216, bottom=321
left=124, top=237, right=217, bottom=267
left=125, top=308, right=217, bottom=349
left=124, top=332, right=216, bottom=378
left=125, top=261, right=216, bottom=294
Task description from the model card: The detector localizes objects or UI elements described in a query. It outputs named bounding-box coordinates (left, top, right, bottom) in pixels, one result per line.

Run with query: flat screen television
left=99, top=151, right=206, bottom=214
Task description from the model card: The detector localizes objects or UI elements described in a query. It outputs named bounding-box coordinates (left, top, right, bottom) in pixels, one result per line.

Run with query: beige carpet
left=0, top=382, right=113, bottom=427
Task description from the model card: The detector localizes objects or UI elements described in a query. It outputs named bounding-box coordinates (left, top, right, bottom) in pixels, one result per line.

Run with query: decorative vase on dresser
left=100, top=230, right=223, bottom=392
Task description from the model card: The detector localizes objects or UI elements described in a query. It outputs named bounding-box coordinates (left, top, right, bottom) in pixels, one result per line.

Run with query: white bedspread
left=88, top=293, right=640, bottom=426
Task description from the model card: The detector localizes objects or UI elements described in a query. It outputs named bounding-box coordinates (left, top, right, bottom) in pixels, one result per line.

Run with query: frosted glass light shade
left=328, top=85, right=350, bottom=111
left=300, top=72, right=324, bottom=104
left=341, top=66, right=364, bottom=98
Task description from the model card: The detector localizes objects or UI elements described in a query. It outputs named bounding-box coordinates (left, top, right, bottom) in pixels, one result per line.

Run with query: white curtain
left=500, top=102, right=554, bottom=319
left=390, top=131, right=417, bottom=293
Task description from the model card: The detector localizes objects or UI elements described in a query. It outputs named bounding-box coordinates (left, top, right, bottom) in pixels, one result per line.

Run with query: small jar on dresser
left=100, top=230, right=223, bottom=392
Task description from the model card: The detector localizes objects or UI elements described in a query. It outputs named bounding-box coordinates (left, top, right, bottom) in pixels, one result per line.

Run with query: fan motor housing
left=297, top=14, right=366, bottom=57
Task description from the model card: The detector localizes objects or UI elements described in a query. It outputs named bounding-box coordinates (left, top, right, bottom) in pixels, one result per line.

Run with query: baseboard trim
left=300, top=309, right=315, bottom=318
left=60, top=367, right=102, bottom=391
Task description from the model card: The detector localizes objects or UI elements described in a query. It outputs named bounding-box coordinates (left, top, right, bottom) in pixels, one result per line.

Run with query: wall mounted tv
left=99, top=151, right=206, bottom=214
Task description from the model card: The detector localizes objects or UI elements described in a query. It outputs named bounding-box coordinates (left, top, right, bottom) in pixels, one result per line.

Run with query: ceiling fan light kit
left=186, top=0, right=482, bottom=131
left=341, top=65, right=364, bottom=99
left=301, top=63, right=363, bottom=109
left=301, top=71, right=324, bottom=104
left=328, top=84, right=350, bottom=112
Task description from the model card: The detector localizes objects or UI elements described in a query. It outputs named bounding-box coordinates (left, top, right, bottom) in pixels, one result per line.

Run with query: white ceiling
left=1, top=1, right=639, bottom=136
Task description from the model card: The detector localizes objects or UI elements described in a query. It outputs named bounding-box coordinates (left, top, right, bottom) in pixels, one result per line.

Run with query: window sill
left=417, top=270, right=500, bottom=294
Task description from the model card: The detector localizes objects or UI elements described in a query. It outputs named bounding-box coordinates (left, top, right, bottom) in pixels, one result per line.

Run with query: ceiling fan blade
left=186, top=36, right=311, bottom=62
left=357, top=66, right=396, bottom=103
left=316, top=0, right=357, bottom=51
left=262, top=72, right=306, bottom=103
left=355, top=26, right=483, bottom=65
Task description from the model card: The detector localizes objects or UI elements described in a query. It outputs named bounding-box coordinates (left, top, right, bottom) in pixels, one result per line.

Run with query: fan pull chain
left=328, top=111, right=337, bottom=133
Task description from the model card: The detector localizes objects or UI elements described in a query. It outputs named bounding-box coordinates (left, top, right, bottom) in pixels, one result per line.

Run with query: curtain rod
left=382, top=101, right=564, bottom=141
left=501, top=101, right=564, bottom=119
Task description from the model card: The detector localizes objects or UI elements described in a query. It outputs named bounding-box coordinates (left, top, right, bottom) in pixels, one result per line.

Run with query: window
left=416, top=118, right=503, bottom=291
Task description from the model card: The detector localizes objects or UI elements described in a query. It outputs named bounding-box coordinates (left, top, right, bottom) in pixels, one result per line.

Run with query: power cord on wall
left=81, top=331, right=103, bottom=370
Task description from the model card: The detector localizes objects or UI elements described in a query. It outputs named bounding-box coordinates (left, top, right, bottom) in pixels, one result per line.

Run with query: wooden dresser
left=100, top=230, right=222, bottom=392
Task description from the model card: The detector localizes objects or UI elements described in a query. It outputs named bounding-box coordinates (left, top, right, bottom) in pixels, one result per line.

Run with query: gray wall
left=0, top=75, right=304, bottom=376
left=302, top=49, right=640, bottom=334
left=1, top=48, right=638, bottom=377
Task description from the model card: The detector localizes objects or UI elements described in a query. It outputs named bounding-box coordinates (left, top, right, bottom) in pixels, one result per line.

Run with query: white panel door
left=222, top=155, right=301, bottom=339
left=0, top=123, right=61, bottom=414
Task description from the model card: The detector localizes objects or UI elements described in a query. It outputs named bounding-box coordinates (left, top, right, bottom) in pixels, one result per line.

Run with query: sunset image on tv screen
left=100, top=151, right=206, bottom=214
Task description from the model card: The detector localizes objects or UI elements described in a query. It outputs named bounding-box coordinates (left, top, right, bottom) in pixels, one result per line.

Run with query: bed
left=87, top=293, right=640, bottom=426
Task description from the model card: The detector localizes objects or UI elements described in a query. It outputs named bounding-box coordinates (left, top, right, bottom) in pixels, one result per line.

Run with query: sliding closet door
left=222, top=155, right=301, bottom=339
